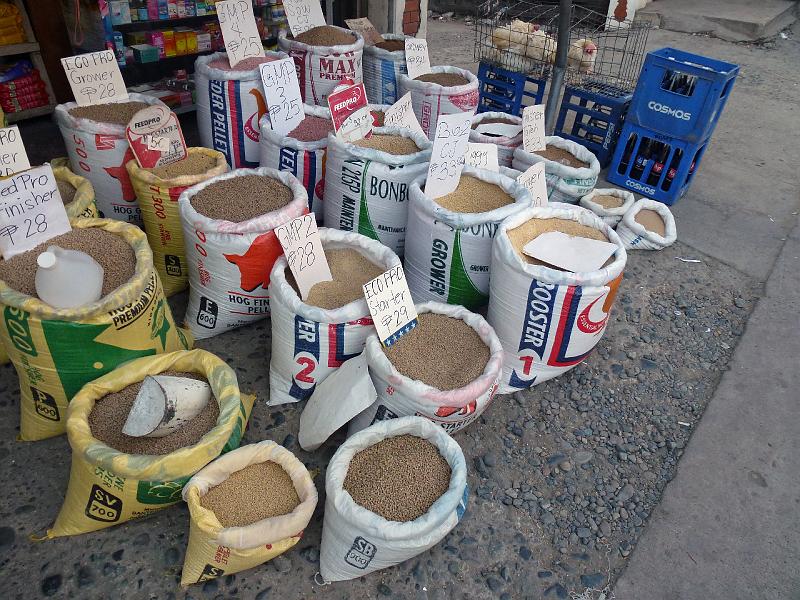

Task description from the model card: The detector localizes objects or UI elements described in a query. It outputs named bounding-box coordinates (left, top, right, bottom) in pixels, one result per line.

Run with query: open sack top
left=363, top=33, right=409, bottom=58
left=126, top=147, right=229, bottom=188
left=259, top=103, right=332, bottom=151
left=580, top=188, right=636, bottom=218
left=54, top=93, right=165, bottom=136
left=399, top=65, right=478, bottom=96
left=470, top=111, right=523, bottom=144
left=617, top=199, right=678, bottom=247
left=327, top=125, right=432, bottom=166
left=195, top=51, right=288, bottom=81
left=514, top=135, right=601, bottom=181
left=278, top=26, right=364, bottom=55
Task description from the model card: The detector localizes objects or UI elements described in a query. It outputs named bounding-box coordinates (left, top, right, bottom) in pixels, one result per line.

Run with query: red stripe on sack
left=327, top=323, right=340, bottom=368
left=227, top=80, right=242, bottom=168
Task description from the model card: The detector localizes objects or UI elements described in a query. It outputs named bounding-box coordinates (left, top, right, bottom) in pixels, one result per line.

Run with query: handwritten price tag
left=275, top=213, right=332, bottom=299
left=363, top=264, right=418, bottom=347
left=522, top=104, right=546, bottom=152
left=283, top=0, right=326, bottom=36
left=0, top=165, right=72, bottom=259
left=424, top=112, right=472, bottom=199
left=0, top=126, right=31, bottom=177
left=260, top=58, right=304, bottom=136
left=328, top=81, right=372, bottom=142
left=465, top=143, right=499, bottom=172
left=126, top=105, right=188, bottom=168
left=61, top=50, right=129, bottom=107
left=516, top=162, right=548, bottom=207
left=382, top=92, right=424, bottom=136
left=405, top=38, right=431, bottom=79
left=345, top=17, right=384, bottom=46
left=217, top=0, right=265, bottom=67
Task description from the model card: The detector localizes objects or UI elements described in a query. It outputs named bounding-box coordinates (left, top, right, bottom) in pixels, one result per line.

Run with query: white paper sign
left=345, top=17, right=384, bottom=45
left=126, top=105, right=188, bottom=168
left=424, top=112, right=472, bottom=199
left=522, top=104, right=546, bottom=152
left=0, top=165, right=72, bottom=259
left=216, top=0, right=266, bottom=67
left=405, top=38, right=432, bottom=79
left=523, top=230, right=618, bottom=272
left=0, top=126, right=31, bottom=177
left=383, top=92, right=424, bottom=136
left=61, top=50, right=129, bottom=106
left=283, top=0, right=327, bottom=36
left=260, top=58, right=304, bottom=136
left=275, top=212, right=332, bottom=299
left=516, top=162, right=548, bottom=207
left=363, top=264, right=419, bottom=347
left=465, top=143, right=499, bottom=172
left=475, top=122, right=523, bottom=138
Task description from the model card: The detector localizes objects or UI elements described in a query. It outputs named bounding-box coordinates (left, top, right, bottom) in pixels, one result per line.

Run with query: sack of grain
left=349, top=302, right=503, bottom=435
left=44, top=349, right=253, bottom=538
left=268, top=228, right=401, bottom=406
left=55, top=94, right=166, bottom=226
left=579, top=188, right=635, bottom=227
left=323, top=126, right=431, bottom=256
left=404, top=167, right=532, bottom=309
left=487, top=205, right=627, bottom=392
left=615, top=199, right=677, bottom=250
left=179, top=168, right=308, bottom=340
left=362, top=34, right=408, bottom=105
left=180, top=440, right=317, bottom=584
left=53, top=164, right=98, bottom=219
left=512, top=136, right=600, bottom=204
left=320, top=416, right=467, bottom=582
left=0, top=219, right=191, bottom=441
left=195, top=51, right=287, bottom=169
left=469, top=112, right=523, bottom=168
left=398, top=66, right=479, bottom=140
left=278, top=26, right=364, bottom=107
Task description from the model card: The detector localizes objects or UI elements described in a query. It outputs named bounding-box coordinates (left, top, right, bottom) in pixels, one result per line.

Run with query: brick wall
left=403, top=0, right=421, bottom=35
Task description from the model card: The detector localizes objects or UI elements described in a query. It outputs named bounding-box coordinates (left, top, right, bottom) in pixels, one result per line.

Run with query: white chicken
left=566, top=38, right=598, bottom=73
left=524, top=29, right=557, bottom=63
left=491, top=19, right=535, bottom=54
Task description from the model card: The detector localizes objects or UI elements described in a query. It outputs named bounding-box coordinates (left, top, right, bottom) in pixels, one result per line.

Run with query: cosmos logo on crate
left=85, top=484, right=122, bottom=523
left=345, top=536, right=377, bottom=569
left=647, top=101, right=691, bottom=121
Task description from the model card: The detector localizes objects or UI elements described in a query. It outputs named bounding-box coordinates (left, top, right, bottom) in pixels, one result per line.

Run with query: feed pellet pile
left=592, top=194, right=624, bottom=209
left=288, top=248, right=384, bottom=309
left=434, top=175, right=514, bottom=213
left=532, top=145, right=588, bottom=169
left=288, top=115, right=335, bottom=142
left=375, top=39, right=405, bottom=52
left=190, top=174, right=292, bottom=222
left=68, top=102, right=150, bottom=126
left=208, top=56, right=276, bottom=71
left=149, top=153, right=218, bottom=179
left=56, top=179, right=76, bottom=205
left=294, top=25, right=356, bottom=46
left=353, top=134, right=420, bottom=155
left=635, top=208, right=667, bottom=237
left=413, top=73, right=468, bottom=86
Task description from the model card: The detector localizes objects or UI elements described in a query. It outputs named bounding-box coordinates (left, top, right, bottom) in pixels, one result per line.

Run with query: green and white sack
left=579, top=188, right=635, bottom=227
left=615, top=199, right=677, bottom=250
left=469, top=112, right=523, bottom=168
left=362, top=34, right=408, bottom=105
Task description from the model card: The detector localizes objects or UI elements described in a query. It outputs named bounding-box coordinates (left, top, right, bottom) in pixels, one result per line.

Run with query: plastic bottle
left=34, top=246, right=105, bottom=309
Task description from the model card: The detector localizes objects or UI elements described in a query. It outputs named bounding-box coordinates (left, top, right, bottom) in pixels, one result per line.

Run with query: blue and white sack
left=579, top=188, right=635, bottom=227
left=615, top=199, right=677, bottom=250
left=362, top=34, right=408, bottom=105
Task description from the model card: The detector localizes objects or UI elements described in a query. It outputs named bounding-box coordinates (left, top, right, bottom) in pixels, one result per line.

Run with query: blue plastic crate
left=477, top=61, right=547, bottom=116
left=627, top=47, right=739, bottom=143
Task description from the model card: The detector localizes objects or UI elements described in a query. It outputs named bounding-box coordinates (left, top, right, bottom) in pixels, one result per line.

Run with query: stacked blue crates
left=607, top=48, right=739, bottom=205
left=477, top=61, right=547, bottom=116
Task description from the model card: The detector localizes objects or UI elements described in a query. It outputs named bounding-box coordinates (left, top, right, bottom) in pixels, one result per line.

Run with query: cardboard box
left=196, top=32, right=211, bottom=52
left=132, top=44, right=160, bottom=64
left=147, top=31, right=166, bottom=58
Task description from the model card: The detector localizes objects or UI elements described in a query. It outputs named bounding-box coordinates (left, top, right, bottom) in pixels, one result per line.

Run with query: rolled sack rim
left=278, top=27, right=365, bottom=55
left=125, top=147, right=229, bottom=188
left=579, top=188, right=636, bottom=218
left=397, top=65, right=479, bottom=96
left=194, top=50, right=289, bottom=82
left=258, top=103, right=332, bottom=152
left=326, top=125, right=433, bottom=166
left=619, top=198, right=677, bottom=245
left=362, top=33, right=410, bottom=58
left=54, top=92, right=166, bottom=136
left=513, top=135, right=601, bottom=181
left=470, top=111, right=523, bottom=145
left=53, top=164, right=95, bottom=204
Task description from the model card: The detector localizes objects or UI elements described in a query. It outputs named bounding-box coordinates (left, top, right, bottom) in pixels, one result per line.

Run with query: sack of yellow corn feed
left=53, top=164, right=99, bottom=219
left=45, top=349, right=254, bottom=538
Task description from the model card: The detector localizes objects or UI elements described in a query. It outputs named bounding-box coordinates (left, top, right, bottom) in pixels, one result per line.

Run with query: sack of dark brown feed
left=349, top=302, right=503, bottom=435
left=278, top=25, right=364, bottom=106
left=268, top=228, right=401, bottom=406
left=180, top=439, right=317, bottom=584
left=363, top=34, right=409, bottom=105
left=469, top=111, right=523, bottom=168
left=54, top=94, right=166, bottom=226
left=320, top=416, right=467, bottom=581
left=179, top=168, right=308, bottom=340
left=487, top=205, right=627, bottom=392
left=615, top=199, right=677, bottom=250
left=43, top=348, right=253, bottom=537
left=127, top=148, right=229, bottom=296
left=404, top=167, right=532, bottom=309
left=323, top=126, right=432, bottom=256
left=0, top=219, right=191, bottom=441
left=53, top=163, right=99, bottom=219
left=579, top=188, right=635, bottom=227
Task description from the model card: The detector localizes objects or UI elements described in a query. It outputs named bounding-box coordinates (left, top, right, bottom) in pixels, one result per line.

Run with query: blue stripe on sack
left=380, top=58, right=398, bottom=105
left=208, top=79, right=232, bottom=167
left=306, top=154, right=317, bottom=213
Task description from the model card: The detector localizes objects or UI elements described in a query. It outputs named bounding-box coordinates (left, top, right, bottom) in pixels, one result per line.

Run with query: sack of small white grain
left=469, top=111, right=523, bottom=168
left=179, top=167, right=308, bottom=340
left=579, top=188, right=635, bottom=227
left=404, top=166, right=532, bottom=309
left=512, top=136, right=600, bottom=204
left=268, top=228, right=400, bottom=406
left=487, top=205, right=627, bottom=393
left=180, top=440, right=317, bottom=585
left=320, top=416, right=467, bottom=582
left=323, top=126, right=431, bottom=256
left=278, top=26, right=364, bottom=107
left=362, top=34, right=409, bottom=105
left=398, top=66, right=479, bottom=140
left=348, top=301, right=503, bottom=435
left=615, top=199, right=677, bottom=250
left=55, top=93, right=166, bottom=226
left=195, top=51, right=287, bottom=169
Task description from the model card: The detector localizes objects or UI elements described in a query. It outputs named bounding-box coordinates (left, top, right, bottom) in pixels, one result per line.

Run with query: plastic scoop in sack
left=122, top=375, right=212, bottom=438
left=35, top=245, right=104, bottom=309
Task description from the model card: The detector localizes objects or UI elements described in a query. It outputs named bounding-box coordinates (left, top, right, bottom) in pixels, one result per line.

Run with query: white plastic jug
left=35, top=245, right=104, bottom=309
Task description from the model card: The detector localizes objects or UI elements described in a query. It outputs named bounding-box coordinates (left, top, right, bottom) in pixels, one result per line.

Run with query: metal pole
left=545, top=0, right=572, bottom=133
left=388, top=0, right=396, bottom=34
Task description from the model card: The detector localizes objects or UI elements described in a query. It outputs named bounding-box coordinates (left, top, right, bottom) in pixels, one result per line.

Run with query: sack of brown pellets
left=615, top=199, right=677, bottom=251
left=469, top=111, right=523, bottom=168
left=404, top=166, right=532, bottom=309
left=0, top=219, right=191, bottom=441
left=579, top=188, right=635, bottom=227
left=349, top=302, right=503, bottom=435
left=487, top=205, right=627, bottom=393
left=323, top=126, right=432, bottom=256
left=127, top=148, right=229, bottom=296
left=53, top=164, right=98, bottom=219
left=278, top=25, right=364, bottom=106
left=362, top=34, right=409, bottom=106
left=398, top=66, right=479, bottom=140
left=320, top=415, right=467, bottom=582
left=44, top=349, right=254, bottom=538
left=54, top=93, right=166, bottom=226
left=195, top=51, right=287, bottom=169
left=179, top=167, right=308, bottom=340
left=180, top=439, right=317, bottom=585
left=268, top=228, right=401, bottom=406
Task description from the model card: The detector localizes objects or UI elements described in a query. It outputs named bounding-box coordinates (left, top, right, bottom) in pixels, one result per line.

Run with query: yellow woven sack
left=0, top=219, right=191, bottom=441
left=45, top=349, right=255, bottom=538
left=126, top=149, right=229, bottom=296
left=53, top=165, right=99, bottom=219
left=181, top=440, right=318, bottom=585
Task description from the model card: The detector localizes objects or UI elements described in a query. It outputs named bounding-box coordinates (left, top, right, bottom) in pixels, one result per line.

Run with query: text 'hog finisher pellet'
left=434, top=175, right=514, bottom=213
left=190, top=174, right=292, bottom=222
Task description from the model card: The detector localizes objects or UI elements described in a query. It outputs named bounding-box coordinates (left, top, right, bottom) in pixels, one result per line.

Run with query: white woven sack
left=323, top=126, right=432, bottom=256
left=55, top=93, right=165, bottom=227
left=267, top=228, right=401, bottom=406
left=320, top=416, right=468, bottom=582
left=579, top=188, right=636, bottom=227
left=488, top=205, right=627, bottom=392
left=615, top=199, right=677, bottom=250
left=179, top=168, right=308, bottom=340
left=469, top=111, right=523, bottom=168
left=362, top=34, right=408, bottom=105
left=404, top=166, right=532, bottom=309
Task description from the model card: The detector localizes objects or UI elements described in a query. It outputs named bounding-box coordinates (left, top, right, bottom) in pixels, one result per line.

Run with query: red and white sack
left=195, top=51, right=286, bottom=169
left=615, top=199, right=677, bottom=250
left=349, top=302, right=503, bottom=435
left=179, top=168, right=308, bottom=340
left=398, top=66, right=479, bottom=140
left=362, top=34, right=408, bottom=105
left=487, top=205, right=627, bottom=392
left=579, top=188, right=635, bottom=227
left=278, top=28, right=364, bottom=107
left=469, top=111, right=523, bottom=168
left=267, top=228, right=401, bottom=406
left=55, top=93, right=165, bottom=227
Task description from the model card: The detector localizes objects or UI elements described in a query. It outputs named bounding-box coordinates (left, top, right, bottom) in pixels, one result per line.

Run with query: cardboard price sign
left=275, top=213, right=332, bottom=300
left=523, top=231, right=617, bottom=272
left=522, top=104, right=546, bottom=152
left=0, top=126, right=31, bottom=177
left=424, top=111, right=472, bottom=199
left=328, top=81, right=372, bottom=142
left=382, top=92, right=424, bottom=136
left=345, top=17, right=384, bottom=45
left=465, top=143, right=499, bottom=172
left=363, top=264, right=418, bottom=347
left=474, top=122, right=523, bottom=138
left=260, top=58, right=304, bottom=136
left=405, top=38, right=431, bottom=79
left=216, top=0, right=266, bottom=67
left=283, top=0, right=326, bottom=36
left=61, top=50, right=129, bottom=106
left=126, top=105, right=188, bottom=168
left=516, top=162, right=548, bottom=207
left=0, top=165, right=71, bottom=259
